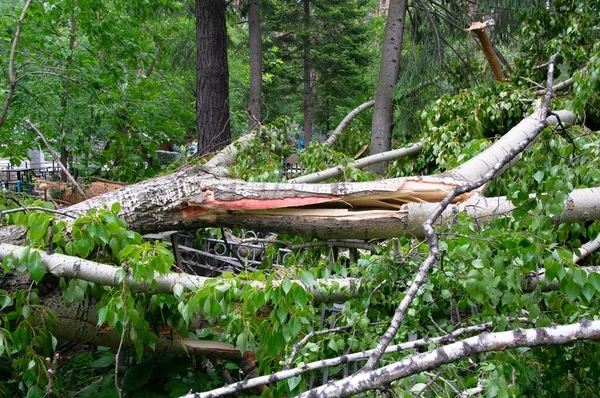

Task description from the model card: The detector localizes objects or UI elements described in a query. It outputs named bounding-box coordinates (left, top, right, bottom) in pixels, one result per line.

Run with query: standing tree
left=369, top=0, right=408, bottom=174
left=302, top=0, right=312, bottom=145
left=196, top=0, right=231, bottom=156
left=247, top=0, right=263, bottom=131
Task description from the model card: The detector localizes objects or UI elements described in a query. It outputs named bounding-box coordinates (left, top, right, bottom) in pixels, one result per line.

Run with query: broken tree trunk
left=0, top=110, right=577, bottom=244
left=466, top=21, right=505, bottom=82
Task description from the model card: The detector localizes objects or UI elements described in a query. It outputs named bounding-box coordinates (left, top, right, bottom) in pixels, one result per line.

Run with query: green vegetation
left=2, top=0, right=600, bottom=397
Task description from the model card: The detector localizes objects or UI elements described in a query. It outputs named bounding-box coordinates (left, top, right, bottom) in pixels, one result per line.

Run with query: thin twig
left=115, top=272, right=128, bottom=398
left=0, top=206, right=76, bottom=218
left=45, top=353, right=60, bottom=398
left=284, top=324, right=353, bottom=369
left=423, top=371, right=462, bottom=395
left=415, top=370, right=443, bottom=398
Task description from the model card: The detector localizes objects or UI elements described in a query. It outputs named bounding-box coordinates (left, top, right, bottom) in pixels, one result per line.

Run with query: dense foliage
left=2, top=0, right=600, bottom=397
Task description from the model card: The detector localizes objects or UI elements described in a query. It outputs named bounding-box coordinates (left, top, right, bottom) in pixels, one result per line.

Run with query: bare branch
left=297, top=319, right=600, bottom=397
left=289, top=144, right=422, bottom=184
left=184, top=321, right=498, bottom=398
left=0, top=206, right=77, bottom=218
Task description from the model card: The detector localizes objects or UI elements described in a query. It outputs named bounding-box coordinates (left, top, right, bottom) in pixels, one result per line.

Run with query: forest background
left=1, top=0, right=600, bottom=397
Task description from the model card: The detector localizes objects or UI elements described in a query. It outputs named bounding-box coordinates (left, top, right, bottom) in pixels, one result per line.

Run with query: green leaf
left=588, top=273, right=600, bottom=292
left=210, top=299, right=222, bottom=318
left=582, top=283, right=595, bottom=302
left=27, top=251, right=46, bottom=282
left=564, top=281, right=581, bottom=302
left=13, top=246, right=30, bottom=263
left=111, top=202, right=121, bottom=213
left=573, top=269, right=588, bottom=287
left=282, top=279, right=292, bottom=294
left=22, top=304, right=31, bottom=319
left=0, top=295, right=12, bottom=310
left=236, top=332, right=248, bottom=354
left=276, top=306, right=287, bottom=324
left=173, top=283, right=184, bottom=299
left=91, top=355, right=116, bottom=368
left=109, top=237, right=121, bottom=255
left=289, top=316, right=301, bottom=338
left=299, top=270, right=315, bottom=288
left=288, top=375, right=302, bottom=391
left=123, top=364, right=153, bottom=391
left=76, top=239, right=92, bottom=258
left=30, top=217, right=49, bottom=241
left=97, top=306, right=109, bottom=326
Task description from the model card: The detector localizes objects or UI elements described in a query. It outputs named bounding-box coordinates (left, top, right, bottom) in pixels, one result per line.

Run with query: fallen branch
left=325, top=100, right=374, bottom=146
left=183, top=321, right=500, bottom=398
left=296, top=320, right=600, bottom=397
left=466, top=21, right=505, bottom=82
left=0, top=243, right=359, bottom=302
left=289, top=143, right=423, bottom=184
left=238, top=238, right=376, bottom=252
left=574, top=233, right=600, bottom=263
left=325, top=78, right=440, bottom=146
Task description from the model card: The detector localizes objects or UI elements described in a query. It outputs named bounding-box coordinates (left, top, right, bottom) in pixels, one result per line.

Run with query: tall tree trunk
left=0, top=0, right=33, bottom=130
left=59, top=12, right=78, bottom=182
left=368, top=0, right=408, bottom=174
left=196, top=0, right=231, bottom=156
left=247, top=0, right=262, bottom=131
left=302, top=0, right=311, bottom=146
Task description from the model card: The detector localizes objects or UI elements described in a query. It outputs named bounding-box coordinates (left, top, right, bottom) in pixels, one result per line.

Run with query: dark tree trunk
left=196, top=0, right=231, bottom=156
left=368, top=0, right=408, bottom=174
left=247, top=0, right=262, bottom=131
left=303, top=0, right=311, bottom=146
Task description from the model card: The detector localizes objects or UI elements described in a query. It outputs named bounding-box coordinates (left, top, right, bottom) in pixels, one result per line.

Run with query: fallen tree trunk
left=0, top=243, right=359, bottom=302
left=0, top=109, right=578, bottom=244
